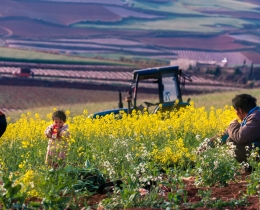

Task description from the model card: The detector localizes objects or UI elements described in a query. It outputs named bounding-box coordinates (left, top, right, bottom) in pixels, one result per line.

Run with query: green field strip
left=73, top=16, right=251, bottom=33
left=76, top=53, right=169, bottom=64
left=0, top=47, right=133, bottom=66
left=180, top=0, right=259, bottom=12
left=133, top=1, right=201, bottom=15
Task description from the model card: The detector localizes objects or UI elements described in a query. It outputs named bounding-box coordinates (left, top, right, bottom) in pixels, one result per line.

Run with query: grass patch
left=0, top=46, right=132, bottom=66
left=133, top=1, right=200, bottom=15
left=183, top=88, right=260, bottom=111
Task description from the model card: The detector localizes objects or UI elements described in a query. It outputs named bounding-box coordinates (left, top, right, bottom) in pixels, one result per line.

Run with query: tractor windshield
left=162, top=73, right=179, bottom=103
left=133, top=78, right=159, bottom=110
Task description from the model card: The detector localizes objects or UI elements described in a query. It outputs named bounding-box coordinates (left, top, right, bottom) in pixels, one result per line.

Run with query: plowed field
left=139, top=35, right=247, bottom=51
left=0, top=85, right=157, bottom=112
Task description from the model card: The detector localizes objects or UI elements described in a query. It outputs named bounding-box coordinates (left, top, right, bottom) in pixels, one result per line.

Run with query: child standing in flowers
left=45, top=110, right=70, bottom=168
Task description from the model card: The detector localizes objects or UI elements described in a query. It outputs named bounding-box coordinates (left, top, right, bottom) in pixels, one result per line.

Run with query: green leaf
left=13, top=193, right=26, bottom=205
left=3, top=176, right=12, bottom=189
left=9, top=185, right=21, bottom=197
left=56, top=197, right=71, bottom=204
left=28, top=201, right=42, bottom=208
left=85, top=160, right=91, bottom=168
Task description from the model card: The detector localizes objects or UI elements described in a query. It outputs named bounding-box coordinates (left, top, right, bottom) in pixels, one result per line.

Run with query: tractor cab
left=90, top=65, right=191, bottom=118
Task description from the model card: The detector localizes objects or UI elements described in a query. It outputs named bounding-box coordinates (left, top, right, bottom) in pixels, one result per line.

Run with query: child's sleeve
left=45, top=125, right=53, bottom=138
left=59, top=125, right=70, bottom=139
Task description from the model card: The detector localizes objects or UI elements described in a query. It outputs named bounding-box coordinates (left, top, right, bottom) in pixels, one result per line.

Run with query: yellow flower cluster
left=0, top=102, right=236, bottom=174
left=15, top=169, right=43, bottom=197
left=151, top=138, right=194, bottom=165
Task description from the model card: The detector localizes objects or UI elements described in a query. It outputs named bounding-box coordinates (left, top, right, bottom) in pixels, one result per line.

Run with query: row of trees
left=188, top=63, right=260, bottom=87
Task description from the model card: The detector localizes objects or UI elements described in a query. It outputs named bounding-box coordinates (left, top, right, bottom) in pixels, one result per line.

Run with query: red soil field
left=0, top=0, right=160, bottom=26
left=1, top=0, right=122, bottom=25
left=139, top=35, right=249, bottom=51
left=242, top=51, right=260, bottom=64
left=0, top=85, right=155, bottom=111
left=84, top=173, right=259, bottom=210
left=0, top=19, right=149, bottom=38
left=0, top=85, right=118, bottom=110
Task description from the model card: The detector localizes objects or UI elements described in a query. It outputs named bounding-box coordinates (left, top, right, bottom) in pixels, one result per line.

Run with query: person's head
left=232, top=94, right=257, bottom=120
left=52, top=110, right=66, bottom=128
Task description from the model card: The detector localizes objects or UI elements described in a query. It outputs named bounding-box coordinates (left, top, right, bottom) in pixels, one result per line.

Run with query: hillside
left=0, top=0, right=259, bottom=66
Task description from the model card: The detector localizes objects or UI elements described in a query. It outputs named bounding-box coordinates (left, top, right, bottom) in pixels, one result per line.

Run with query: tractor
left=89, top=65, right=192, bottom=118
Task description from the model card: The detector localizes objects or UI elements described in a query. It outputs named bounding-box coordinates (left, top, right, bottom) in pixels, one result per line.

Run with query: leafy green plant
left=195, top=139, right=241, bottom=187
left=0, top=175, right=26, bottom=210
left=185, top=189, right=249, bottom=209
left=245, top=146, right=260, bottom=195
left=100, top=165, right=163, bottom=209
left=71, top=160, right=106, bottom=193
left=31, top=166, right=78, bottom=209
left=28, top=161, right=105, bottom=209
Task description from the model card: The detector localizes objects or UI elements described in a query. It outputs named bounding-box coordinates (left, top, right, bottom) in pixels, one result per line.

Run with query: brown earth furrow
left=0, top=67, right=226, bottom=86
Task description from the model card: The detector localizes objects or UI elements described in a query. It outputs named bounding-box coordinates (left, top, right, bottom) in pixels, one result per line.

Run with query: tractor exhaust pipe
left=118, top=90, right=123, bottom=108
left=125, top=91, right=132, bottom=114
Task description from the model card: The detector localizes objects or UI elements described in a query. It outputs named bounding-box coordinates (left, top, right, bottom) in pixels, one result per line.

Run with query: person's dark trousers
left=227, top=138, right=260, bottom=172
left=0, top=115, right=7, bottom=137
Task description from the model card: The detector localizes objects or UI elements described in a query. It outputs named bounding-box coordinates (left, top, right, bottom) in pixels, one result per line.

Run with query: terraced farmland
left=0, top=0, right=259, bottom=67
left=171, top=50, right=251, bottom=65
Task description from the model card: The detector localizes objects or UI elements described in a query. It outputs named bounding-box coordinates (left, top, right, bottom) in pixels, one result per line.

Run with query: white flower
left=195, top=135, right=201, bottom=140
left=29, top=182, right=35, bottom=188
left=213, top=161, right=218, bottom=170
left=130, top=174, right=136, bottom=182
left=125, top=153, right=133, bottom=162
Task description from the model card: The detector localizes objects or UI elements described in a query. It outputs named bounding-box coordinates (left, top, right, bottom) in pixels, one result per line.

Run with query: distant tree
left=249, top=62, right=254, bottom=80
left=214, top=66, right=221, bottom=77
left=234, top=67, right=242, bottom=75
left=119, top=57, right=125, bottom=62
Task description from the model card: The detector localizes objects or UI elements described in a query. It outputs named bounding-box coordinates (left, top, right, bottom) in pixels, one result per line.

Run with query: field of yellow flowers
left=0, top=102, right=259, bottom=209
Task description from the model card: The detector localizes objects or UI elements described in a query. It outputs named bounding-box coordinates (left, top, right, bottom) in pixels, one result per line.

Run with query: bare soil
left=242, top=51, right=260, bottom=64
left=0, top=19, right=149, bottom=38
left=1, top=0, right=122, bottom=25
left=85, top=172, right=259, bottom=210
left=139, top=35, right=247, bottom=51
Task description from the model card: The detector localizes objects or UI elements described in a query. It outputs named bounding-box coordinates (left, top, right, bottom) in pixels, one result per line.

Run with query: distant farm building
left=196, top=58, right=228, bottom=68
left=170, top=57, right=228, bottom=70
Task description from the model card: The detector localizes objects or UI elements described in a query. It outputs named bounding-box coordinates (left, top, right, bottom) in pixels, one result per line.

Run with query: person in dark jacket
left=0, top=110, right=7, bottom=137
left=202, top=94, right=260, bottom=172
left=223, top=94, right=260, bottom=164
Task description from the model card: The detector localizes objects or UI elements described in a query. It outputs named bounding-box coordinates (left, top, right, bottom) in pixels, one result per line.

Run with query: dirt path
left=85, top=172, right=259, bottom=210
